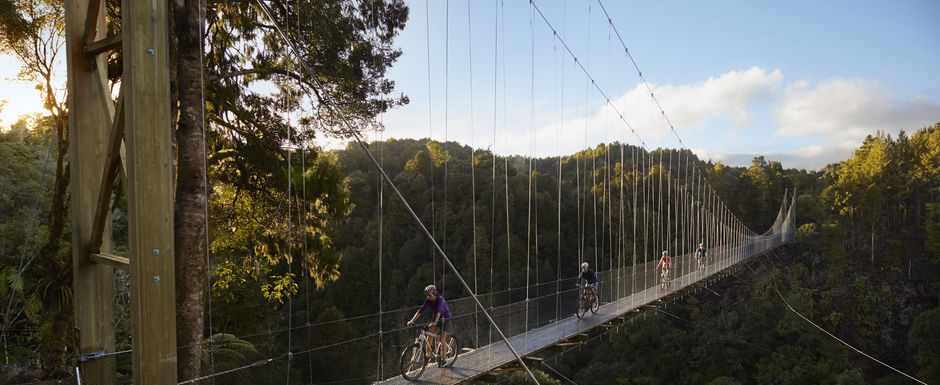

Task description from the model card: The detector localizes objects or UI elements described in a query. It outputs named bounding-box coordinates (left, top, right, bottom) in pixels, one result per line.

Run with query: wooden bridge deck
left=376, top=260, right=724, bottom=385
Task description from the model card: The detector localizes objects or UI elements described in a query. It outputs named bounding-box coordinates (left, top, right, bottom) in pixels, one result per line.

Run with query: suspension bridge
left=375, top=192, right=795, bottom=385
left=54, top=0, right=805, bottom=384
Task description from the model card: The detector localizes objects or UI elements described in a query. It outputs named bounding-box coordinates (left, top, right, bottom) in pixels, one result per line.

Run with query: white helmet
left=662, top=250, right=669, bottom=255
left=581, top=262, right=589, bottom=269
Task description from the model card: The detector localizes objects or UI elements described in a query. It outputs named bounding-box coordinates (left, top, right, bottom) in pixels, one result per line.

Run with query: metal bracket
left=78, top=350, right=107, bottom=362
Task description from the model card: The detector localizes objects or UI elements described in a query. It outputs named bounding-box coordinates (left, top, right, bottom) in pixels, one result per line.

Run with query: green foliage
left=261, top=273, right=298, bottom=302
left=706, top=376, right=742, bottom=385
left=909, top=307, right=940, bottom=381
left=203, top=333, right=259, bottom=372
left=492, top=368, right=560, bottom=385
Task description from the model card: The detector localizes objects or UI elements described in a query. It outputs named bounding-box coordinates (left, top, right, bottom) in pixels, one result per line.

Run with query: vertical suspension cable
left=643, top=150, right=649, bottom=292
left=677, top=149, right=683, bottom=277
left=525, top=0, right=535, bottom=336
left=603, top=33, right=612, bottom=298
left=657, top=150, right=663, bottom=273
left=466, top=0, right=479, bottom=350
left=375, top=124, right=383, bottom=380
left=667, top=150, right=672, bottom=279
left=298, top=3, right=313, bottom=381
left=489, top=0, right=497, bottom=346
left=698, top=170, right=703, bottom=266
left=603, top=17, right=612, bottom=295
left=676, top=149, right=683, bottom=278
left=284, top=57, right=294, bottom=385
left=442, top=0, right=450, bottom=292
left=500, top=0, right=512, bottom=330
left=618, top=139, right=624, bottom=300
left=584, top=0, right=594, bottom=276
left=530, top=0, right=540, bottom=331
left=683, top=151, right=690, bottom=277
left=373, top=0, right=385, bottom=364
left=554, top=25, right=562, bottom=323
left=425, top=0, right=436, bottom=288
left=631, top=143, right=637, bottom=302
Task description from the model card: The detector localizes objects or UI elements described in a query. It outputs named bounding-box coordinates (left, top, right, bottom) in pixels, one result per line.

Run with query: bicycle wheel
left=589, top=293, right=599, bottom=314
left=660, top=272, right=667, bottom=290
left=399, top=343, right=427, bottom=381
left=443, top=335, right=459, bottom=367
left=576, top=293, right=586, bottom=319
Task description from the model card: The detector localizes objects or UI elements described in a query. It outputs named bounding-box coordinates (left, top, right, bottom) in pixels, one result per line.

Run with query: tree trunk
left=172, top=0, right=208, bottom=380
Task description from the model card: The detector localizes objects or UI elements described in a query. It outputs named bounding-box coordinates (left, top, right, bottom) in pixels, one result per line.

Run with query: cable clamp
left=78, top=350, right=107, bottom=362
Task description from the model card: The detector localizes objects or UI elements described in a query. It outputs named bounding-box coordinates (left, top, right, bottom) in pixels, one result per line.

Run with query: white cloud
left=775, top=78, right=940, bottom=141
left=494, top=66, right=786, bottom=155
left=607, top=66, right=781, bottom=138
left=349, top=67, right=938, bottom=172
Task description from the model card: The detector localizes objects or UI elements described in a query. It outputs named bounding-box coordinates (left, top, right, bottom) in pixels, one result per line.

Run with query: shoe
left=438, top=358, right=445, bottom=368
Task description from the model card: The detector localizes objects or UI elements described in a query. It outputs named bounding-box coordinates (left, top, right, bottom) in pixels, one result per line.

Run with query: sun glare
left=0, top=56, right=47, bottom=130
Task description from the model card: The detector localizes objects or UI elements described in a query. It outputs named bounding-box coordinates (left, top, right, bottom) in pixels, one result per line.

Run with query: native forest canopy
left=1, top=0, right=940, bottom=383
left=3, top=116, right=939, bottom=383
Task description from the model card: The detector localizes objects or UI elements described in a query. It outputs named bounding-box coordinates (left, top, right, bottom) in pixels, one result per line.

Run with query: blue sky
left=2, top=0, right=938, bottom=170
left=367, top=0, right=940, bottom=170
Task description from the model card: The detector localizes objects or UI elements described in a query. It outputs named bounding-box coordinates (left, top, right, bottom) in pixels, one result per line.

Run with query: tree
left=171, top=0, right=211, bottom=379
left=168, top=0, right=408, bottom=379
left=909, top=307, right=940, bottom=381
left=0, top=0, right=72, bottom=369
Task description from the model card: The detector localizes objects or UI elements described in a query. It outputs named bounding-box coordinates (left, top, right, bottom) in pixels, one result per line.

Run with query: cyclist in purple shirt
left=407, top=284, right=452, bottom=367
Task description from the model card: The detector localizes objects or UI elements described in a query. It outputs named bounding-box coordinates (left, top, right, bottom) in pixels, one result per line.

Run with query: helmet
left=424, top=284, right=437, bottom=296
left=662, top=250, right=669, bottom=255
left=581, top=262, right=589, bottom=269
left=699, top=243, right=703, bottom=247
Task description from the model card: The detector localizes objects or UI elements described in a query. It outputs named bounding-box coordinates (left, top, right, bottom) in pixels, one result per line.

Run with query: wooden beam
left=89, top=89, right=124, bottom=254
left=81, top=0, right=105, bottom=71
left=91, top=253, right=130, bottom=270
left=84, top=34, right=123, bottom=56
left=66, top=0, right=116, bottom=382
left=121, top=0, right=177, bottom=382
left=81, top=0, right=104, bottom=45
left=475, top=371, right=502, bottom=382
left=523, top=356, right=543, bottom=369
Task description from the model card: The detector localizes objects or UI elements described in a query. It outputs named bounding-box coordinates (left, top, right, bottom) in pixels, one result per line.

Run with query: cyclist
left=695, top=243, right=707, bottom=270
left=406, top=284, right=452, bottom=367
left=656, top=250, right=672, bottom=283
left=577, top=262, right=598, bottom=302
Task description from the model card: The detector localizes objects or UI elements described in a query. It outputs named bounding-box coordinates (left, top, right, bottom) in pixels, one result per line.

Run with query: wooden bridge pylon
left=66, top=0, right=176, bottom=383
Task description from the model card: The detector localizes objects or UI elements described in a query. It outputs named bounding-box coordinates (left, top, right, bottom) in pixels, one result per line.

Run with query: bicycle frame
left=415, top=328, right=441, bottom=358
left=581, top=285, right=594, bottom=306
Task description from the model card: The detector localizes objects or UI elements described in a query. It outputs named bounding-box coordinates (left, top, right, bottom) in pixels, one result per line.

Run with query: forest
left=2, top=116, right=939, bottom=383
left=1, top=0, right=939, bottom=383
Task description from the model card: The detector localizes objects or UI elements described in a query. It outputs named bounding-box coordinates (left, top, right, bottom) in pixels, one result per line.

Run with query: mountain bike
left=698, top=256, right=706, bottom=273
left=399, top=324, right=459, bottom=381
left=575, top=283, right=599, bottom=319
left=660, top=267, right=671, bottom=290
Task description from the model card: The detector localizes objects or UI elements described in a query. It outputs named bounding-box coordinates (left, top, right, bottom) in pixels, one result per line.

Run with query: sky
left=367, top=0, right=940, bottom=170
left=2, top=0, right=939, bottom=170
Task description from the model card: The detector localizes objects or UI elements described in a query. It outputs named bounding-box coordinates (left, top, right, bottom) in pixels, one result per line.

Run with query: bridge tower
left=65, top=0, right=176, bottom=383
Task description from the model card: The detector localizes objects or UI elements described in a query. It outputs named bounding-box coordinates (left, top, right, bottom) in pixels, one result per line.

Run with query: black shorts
left=434, top=318, right=452, bottom=333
